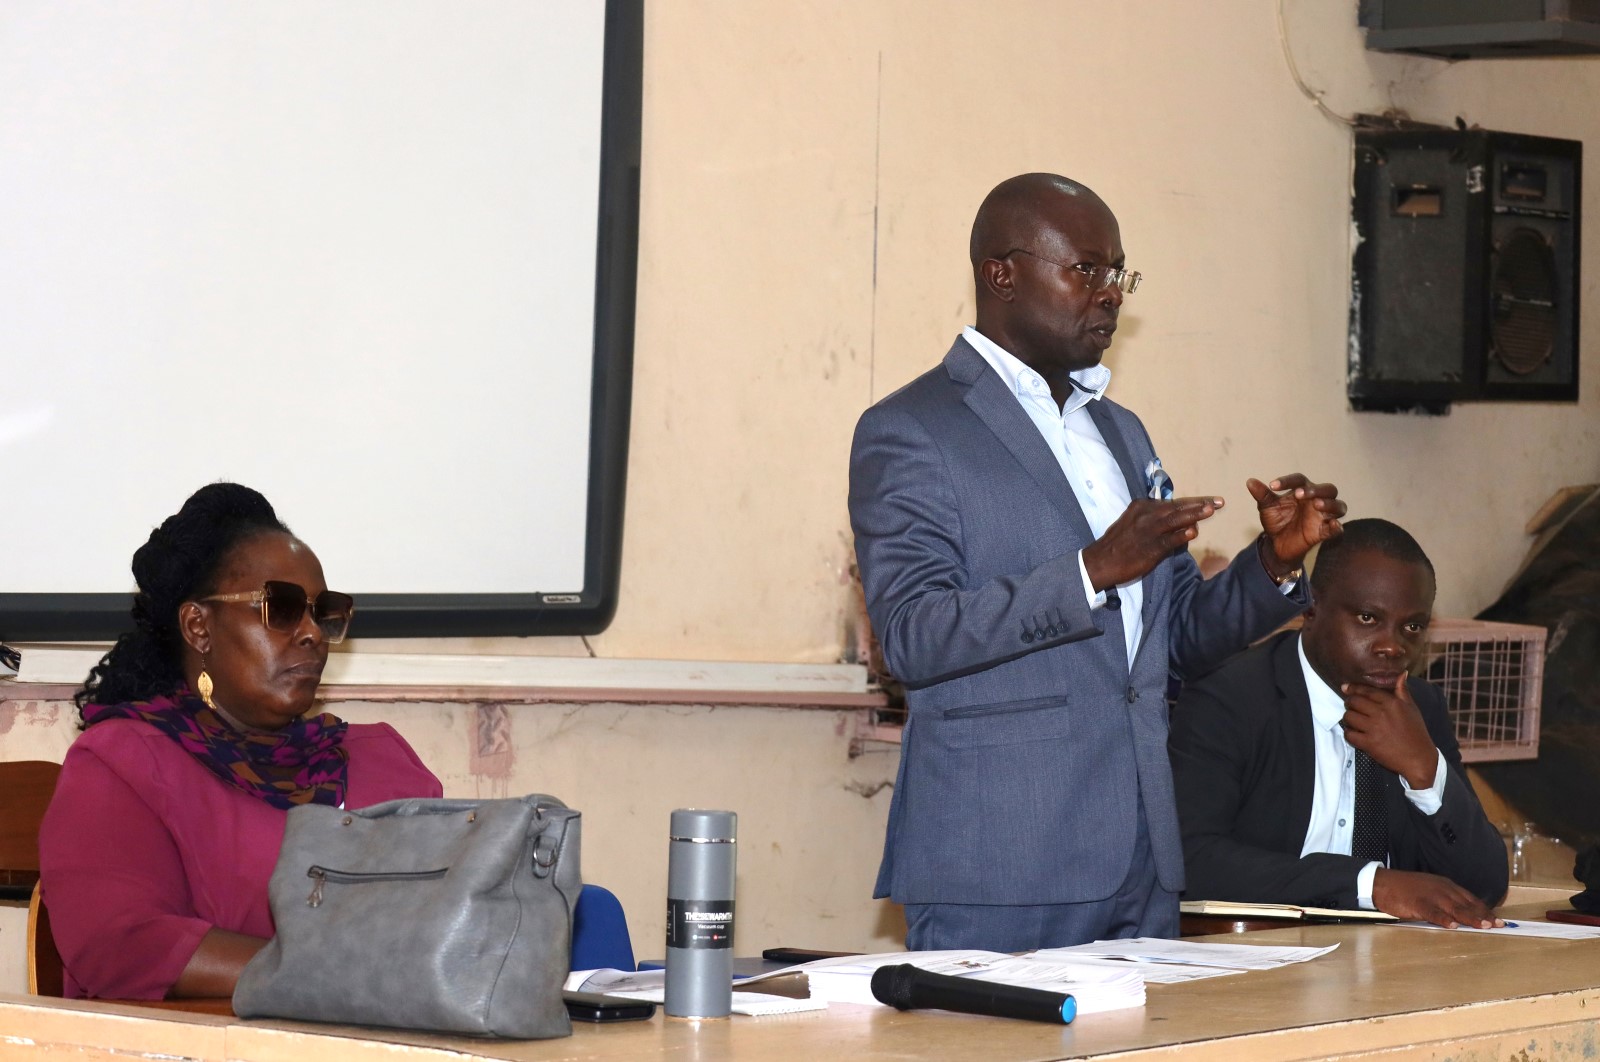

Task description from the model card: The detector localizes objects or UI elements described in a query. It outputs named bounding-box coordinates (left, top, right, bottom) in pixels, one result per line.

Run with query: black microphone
left=870, top=963, right=1076, bottom=1024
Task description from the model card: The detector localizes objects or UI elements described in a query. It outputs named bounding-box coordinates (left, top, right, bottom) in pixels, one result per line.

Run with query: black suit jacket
left=1168, top=630, right=1508, bottom=910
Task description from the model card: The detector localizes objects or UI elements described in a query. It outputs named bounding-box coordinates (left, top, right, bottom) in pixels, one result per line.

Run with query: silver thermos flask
left=664, top=808, right=737, bottom=1018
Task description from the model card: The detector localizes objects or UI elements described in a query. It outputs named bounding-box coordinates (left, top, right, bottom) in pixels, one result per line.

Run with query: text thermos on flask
left=664, top=809, right=737, bottom=1018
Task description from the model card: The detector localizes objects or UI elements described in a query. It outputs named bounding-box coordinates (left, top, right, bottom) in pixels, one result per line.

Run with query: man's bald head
left=967, top=173, right=1127, bottom=388
left=969, top=173, right=1109, bottom=270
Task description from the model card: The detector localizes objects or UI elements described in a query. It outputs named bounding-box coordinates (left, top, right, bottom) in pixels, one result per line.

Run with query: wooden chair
left=27, top=883, right=63, bottom=995
left=0, top=760, right=64, bottom=995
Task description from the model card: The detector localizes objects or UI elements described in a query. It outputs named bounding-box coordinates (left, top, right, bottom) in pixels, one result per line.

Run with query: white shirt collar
left=1297, top=633, right=1347, bottom=732
left=962, top=326, right=1111, bottom=415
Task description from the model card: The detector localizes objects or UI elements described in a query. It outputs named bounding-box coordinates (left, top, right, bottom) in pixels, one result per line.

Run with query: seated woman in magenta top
left=39, top=483, right=441, bottom=1000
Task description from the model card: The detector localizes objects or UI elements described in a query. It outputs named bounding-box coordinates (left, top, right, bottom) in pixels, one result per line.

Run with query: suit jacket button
left=1021, top=631, right=1034, bottom=644
left=1126, top=687, right=1139, bottom=703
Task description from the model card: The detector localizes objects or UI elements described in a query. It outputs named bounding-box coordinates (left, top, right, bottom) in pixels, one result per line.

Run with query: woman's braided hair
left=76, top=483, right=289, bottom=720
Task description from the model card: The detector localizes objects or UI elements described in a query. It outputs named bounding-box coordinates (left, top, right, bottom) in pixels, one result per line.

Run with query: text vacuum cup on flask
left=664, top=809, right=737, bottom=1018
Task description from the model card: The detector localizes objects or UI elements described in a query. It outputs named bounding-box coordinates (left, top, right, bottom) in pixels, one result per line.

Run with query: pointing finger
left=1163, top=496, right=1224, bottom=520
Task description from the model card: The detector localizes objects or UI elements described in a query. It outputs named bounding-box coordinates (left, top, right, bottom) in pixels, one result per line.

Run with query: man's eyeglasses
left=200, top=581, right=356, bottom=643
left=1002, top=248, right=1142, bottom=294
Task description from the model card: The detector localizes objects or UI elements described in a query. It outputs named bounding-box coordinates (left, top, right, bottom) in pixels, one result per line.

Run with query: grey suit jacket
left=1169, top=630, right=1509, bottom=909
left=848, top=336, right=1307, bottom=906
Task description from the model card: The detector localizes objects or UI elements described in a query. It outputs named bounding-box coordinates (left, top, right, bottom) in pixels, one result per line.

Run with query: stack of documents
left=565, top=968, right=827, bottom=1016
left=569, top=937, right=1344, bottom=1018
left=783, top=950, right=1146, bottom=1014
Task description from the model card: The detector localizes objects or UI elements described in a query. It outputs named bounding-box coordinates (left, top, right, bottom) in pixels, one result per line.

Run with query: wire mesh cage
left=1422, top=618, right=1545, bottom=762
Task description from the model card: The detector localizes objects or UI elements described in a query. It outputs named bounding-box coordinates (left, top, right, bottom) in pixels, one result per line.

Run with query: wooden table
left=5, top=888, right=1598, bottom=1062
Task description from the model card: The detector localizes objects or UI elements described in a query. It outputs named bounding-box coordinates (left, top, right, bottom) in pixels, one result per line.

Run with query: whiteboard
left=0, top=0, right=641, bottom=637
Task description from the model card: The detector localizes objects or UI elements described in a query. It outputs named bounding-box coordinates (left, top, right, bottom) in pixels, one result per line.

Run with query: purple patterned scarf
left=82, top=690, right=349, bottom=810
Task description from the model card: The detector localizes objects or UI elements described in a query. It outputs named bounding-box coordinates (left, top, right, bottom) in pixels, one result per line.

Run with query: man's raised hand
left=1247, top=474, right=1346, bottom=572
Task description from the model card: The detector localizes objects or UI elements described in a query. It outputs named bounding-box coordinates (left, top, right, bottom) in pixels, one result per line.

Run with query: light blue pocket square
left=1146, top=458, right=1173, bottom=501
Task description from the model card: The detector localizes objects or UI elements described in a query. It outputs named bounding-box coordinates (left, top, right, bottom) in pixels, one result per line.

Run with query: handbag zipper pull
left=307, top=866, right=326, bottom=908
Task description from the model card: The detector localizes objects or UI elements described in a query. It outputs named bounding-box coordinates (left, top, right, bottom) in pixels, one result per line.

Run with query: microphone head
left=869, top=963, right=920, bottom=1010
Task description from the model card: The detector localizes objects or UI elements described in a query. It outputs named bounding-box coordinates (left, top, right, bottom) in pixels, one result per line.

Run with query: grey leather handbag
left=234, top=794, right=580, bottom=1039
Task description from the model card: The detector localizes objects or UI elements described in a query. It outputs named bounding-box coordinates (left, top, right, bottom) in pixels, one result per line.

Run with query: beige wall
left=5, top=0, right=1597, bottom=994
left=598, top=0, right=1600, bottom=662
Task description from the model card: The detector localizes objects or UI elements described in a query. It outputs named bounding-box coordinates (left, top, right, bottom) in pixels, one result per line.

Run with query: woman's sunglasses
left=200, top=581, right=355, bottom=643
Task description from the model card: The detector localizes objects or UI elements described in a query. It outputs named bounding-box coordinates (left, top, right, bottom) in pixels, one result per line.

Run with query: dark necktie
left=1351, top=749, right=1389, bottom=863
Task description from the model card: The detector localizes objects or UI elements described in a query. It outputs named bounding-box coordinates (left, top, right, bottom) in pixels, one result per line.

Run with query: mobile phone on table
left=562, top=990, right=656, bottom=1022
left=761, top=946, right=858, bottom=964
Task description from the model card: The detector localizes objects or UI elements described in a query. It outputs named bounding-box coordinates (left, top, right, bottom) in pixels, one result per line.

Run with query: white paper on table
left=1038, top=937, right=1339, bottom=971
left=564, top=968, right=827, bottom=1015
left=1034, top=954, right=1248, bottom=984
left=567, top=967, right=803, bottom=993
left=567, top=967, right=666, bottom=994
left=1387, top=919, right=1600, bottom=940
left=726, top=993, right=828, bottom=1016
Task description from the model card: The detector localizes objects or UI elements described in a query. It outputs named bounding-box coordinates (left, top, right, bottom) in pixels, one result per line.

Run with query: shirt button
left=1338, top=818, right=1347, bottom=827
left=1086, top=479, right=1095, bottom=489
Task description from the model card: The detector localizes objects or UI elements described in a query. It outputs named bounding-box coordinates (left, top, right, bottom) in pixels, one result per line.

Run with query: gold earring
left=197, top=658, right=217, bottom=711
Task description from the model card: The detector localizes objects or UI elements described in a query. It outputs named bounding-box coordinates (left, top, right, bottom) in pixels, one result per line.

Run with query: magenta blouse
left=39, top=717, right=442, bottom=999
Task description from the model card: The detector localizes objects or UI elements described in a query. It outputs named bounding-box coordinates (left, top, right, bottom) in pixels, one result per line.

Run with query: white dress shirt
left=962, top=326, right=1144, bottom=663
left=1296, top=634, right=1448, bottom=908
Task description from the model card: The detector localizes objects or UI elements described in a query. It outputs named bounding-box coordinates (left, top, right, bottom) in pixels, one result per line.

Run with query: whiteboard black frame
left=0, top=0, right=643, bottom=642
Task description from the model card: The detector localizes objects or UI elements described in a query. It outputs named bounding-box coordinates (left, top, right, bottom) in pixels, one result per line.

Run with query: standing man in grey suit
left=848, top=173, right=1347, bottom=951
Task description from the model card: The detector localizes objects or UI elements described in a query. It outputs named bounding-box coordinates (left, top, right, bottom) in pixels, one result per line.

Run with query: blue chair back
left=571, top=884, right=636, bottom=971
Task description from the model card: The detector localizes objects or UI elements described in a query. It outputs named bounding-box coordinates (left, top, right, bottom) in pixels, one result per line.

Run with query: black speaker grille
left=1490, top=227, right=1558, bottom=375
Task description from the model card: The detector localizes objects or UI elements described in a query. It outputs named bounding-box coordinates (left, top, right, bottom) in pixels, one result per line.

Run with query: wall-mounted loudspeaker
left=1349, top=127, right=1581, bottom=413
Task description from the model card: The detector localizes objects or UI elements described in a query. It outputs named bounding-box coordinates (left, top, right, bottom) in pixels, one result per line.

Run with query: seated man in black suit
left=1169, top=519, right=1508, bottom=928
